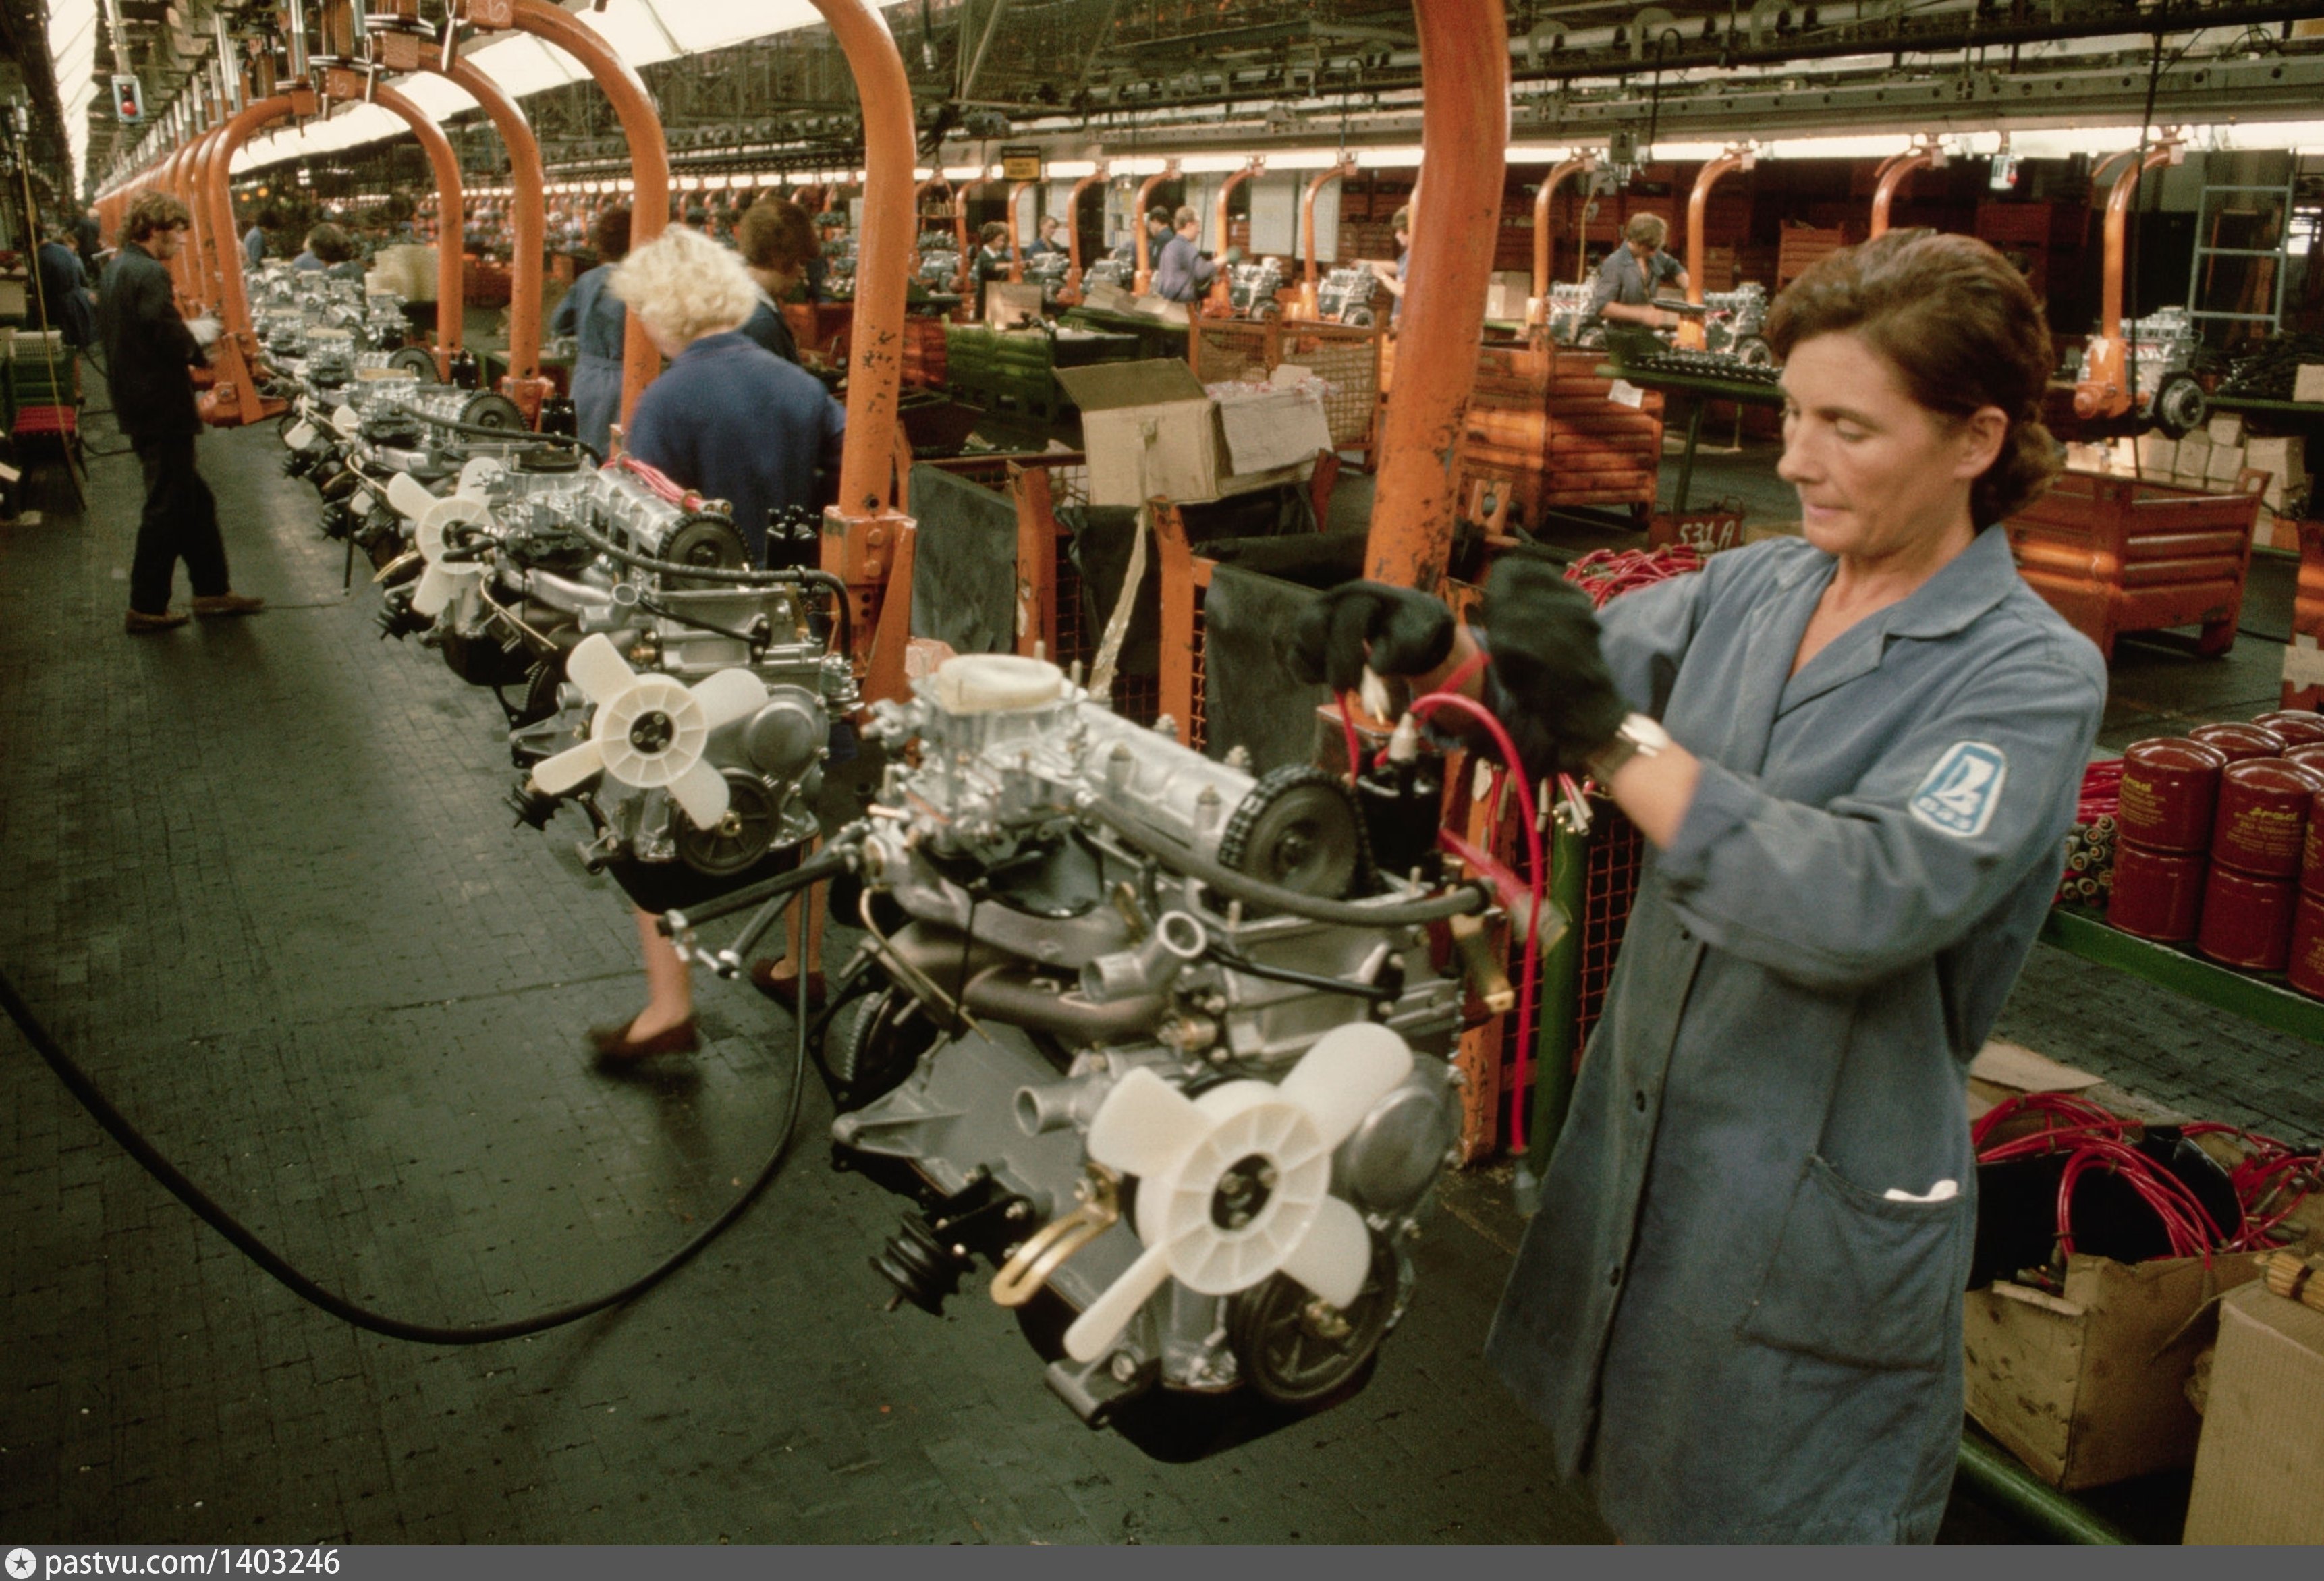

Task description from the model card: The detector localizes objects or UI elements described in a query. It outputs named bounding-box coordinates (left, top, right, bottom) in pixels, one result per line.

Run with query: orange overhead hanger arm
left=320, top=69, right=464, bottom=373
left=1061, top=162, right=1108, bottom=296
left=477, top=0, right=669, bottom=426
left=1206, top=159, right=1261, bottom=312
left=1132, top=160, right=1180, bottom=296
left=2074, top=133, right=2183, bottom=420
left=439, top=57, right=545, bottom=389
left=1005, top=179, right=1036, bottom=282
left=1528, top=153, right=1595, bottom=328
left=1297, top=157, right=1357, bottom=317
left=1364, top=0, right=1510, bottom=591
left=1869, top=137, right=1943, bottom=238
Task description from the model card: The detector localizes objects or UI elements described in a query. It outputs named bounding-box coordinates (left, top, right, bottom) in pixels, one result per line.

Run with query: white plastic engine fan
left=526, top=632, right=769, bottom=828
left=385, top=472, right=489, bottom=620
left=1062, top=1022, right=1414, bottom=1364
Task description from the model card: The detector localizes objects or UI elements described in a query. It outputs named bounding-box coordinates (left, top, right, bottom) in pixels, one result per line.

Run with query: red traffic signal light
left=111, top=74, right=144, bottom=123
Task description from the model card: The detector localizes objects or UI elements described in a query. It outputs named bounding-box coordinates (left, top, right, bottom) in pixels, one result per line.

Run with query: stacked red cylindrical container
left=2107, top=710, right=2324, bottom=990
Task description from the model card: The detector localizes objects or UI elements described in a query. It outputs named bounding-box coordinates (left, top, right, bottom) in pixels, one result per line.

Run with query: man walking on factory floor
left=101, top=192, right=265, bottom=634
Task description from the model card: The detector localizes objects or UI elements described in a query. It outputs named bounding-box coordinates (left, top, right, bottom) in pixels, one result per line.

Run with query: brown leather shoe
left=192, top=592, right=266, bottom=617
left=125, top=608, right=190, bottom=634
left=749, top=960, right=827, bottom=1012
left=586, top=1016, right=700, bottom=1061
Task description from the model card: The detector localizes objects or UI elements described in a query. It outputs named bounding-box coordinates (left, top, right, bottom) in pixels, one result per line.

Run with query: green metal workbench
left=2041, top=905, right=2324, bottom=1045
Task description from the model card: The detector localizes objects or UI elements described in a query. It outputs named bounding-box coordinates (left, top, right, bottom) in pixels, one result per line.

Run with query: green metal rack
left=2041, top=906, right=2324, bottom=1045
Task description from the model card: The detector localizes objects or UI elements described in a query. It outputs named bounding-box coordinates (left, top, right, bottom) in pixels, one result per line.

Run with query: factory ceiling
left=70, top=0, right=2324, bottom=195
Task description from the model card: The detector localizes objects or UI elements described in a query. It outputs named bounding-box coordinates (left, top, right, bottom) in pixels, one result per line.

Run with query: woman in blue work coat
left=1291, top=230, right=2106, bottom=1542
left=549, top=205, right=632, bottom=453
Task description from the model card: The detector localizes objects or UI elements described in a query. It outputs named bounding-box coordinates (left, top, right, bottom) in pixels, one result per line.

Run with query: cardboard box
left=1131, top=294, right=1190, bottom=326
left=2183, top=1281, right=2324, bottom=1543
left=2244, top=436, right=2306, bottom=512
left=1483, top=271, right=1533, bottom=321
left=983, top=281, right=1044, bottom=327
left=2294, top=364, right=2324, bottom=405
left=2209, top=442, right=2248, bottom=485
left=2207, top=412, right=2246, bottom=447
left=1056, top=359, right=1322, bottom=508
left=2136, top=432, right=2179, bottom=476
left=1082, top=281, right=1135, bottom=315
left=1964, top=1252, right=2265, bottom=1489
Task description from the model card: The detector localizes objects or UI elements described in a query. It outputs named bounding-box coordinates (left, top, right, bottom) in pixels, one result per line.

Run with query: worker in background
left=546, top=204, right=630, bottom=455
left=736, top=196, right=815, bottom=365
left=1584, top=211, right=1690, bottom=334
left=101, top=193, right=265, bottom=634
left=972, top=220, right=1015, bottom=289
left=1024, top=215, right=1067, bottom=258
left=1288, top=230, right=2104, bottom=1542
left=1153, top=204, right=1227, bottom=304
left=242, top=208, right=269, bottom=271
left=32, top=216, right=96, bottom=353
left=586, top=227, right=845, bottom=1061
left=1366, top=206, right=1412, bottom=326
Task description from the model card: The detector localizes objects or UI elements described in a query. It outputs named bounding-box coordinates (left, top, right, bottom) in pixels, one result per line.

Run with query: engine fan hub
left=629, top=710, right=676, bottom=754
left=1211, top=1153, right=1279, bottom=1230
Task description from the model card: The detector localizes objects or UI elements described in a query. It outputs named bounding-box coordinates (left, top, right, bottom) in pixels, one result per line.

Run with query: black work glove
left=1283, top=580, right=1456, bottom=694
left=1480, top=558, right=1630, bottom=775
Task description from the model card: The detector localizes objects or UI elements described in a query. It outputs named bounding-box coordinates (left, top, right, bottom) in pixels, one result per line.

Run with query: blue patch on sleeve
left=1910, top=742, right=2008, bottom=838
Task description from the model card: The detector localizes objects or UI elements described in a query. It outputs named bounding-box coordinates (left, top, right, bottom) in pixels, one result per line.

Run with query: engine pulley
left=1215, top=765, right=1375, bottom=904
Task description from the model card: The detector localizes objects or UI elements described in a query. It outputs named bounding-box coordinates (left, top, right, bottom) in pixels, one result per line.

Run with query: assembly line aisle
left=0, top=400, right=2314, bottom=1545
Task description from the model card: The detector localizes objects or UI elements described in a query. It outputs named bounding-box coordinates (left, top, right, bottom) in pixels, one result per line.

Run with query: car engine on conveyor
left=754, top=654, right=1480, bottom=1424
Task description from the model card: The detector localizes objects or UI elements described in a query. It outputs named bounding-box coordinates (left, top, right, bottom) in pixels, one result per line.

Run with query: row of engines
left=269, top=362, right=1492, bottom=1431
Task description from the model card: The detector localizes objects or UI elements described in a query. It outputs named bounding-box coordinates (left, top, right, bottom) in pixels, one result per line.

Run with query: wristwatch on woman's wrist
left=1585, top=712, right=1672, bottom=783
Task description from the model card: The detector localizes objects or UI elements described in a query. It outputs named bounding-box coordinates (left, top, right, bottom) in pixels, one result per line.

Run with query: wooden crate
left=1776, top=221, right=1852, bottom=287
left=1457, top=339, right=1665, bottom=525
left=2004, top=470, right=2262, bottom=661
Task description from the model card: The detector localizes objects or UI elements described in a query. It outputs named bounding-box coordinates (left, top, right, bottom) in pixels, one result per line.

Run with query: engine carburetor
left=829, top=655, right=1470, bottom=1424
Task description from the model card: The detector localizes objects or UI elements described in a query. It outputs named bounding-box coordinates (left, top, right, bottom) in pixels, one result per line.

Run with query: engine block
left=829, top=655, right=1469, bottom=1423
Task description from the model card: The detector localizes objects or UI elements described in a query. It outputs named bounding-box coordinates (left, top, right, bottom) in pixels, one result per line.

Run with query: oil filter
left=2212, top=758, right=2324, bottom=879
left=2198, top=863, right=2296, bottom=970
left=2254, top=710, right=2324, bottom=748
left=2115, top=738, right=2229, bottom=852
left=2107, top=843, right=2207, bottom=942
left=2189, top=721, right=2288, bottom=762
left=2287, top=743, right=2324, bottom=774
left=2290, top=892, right=2324, bottom=999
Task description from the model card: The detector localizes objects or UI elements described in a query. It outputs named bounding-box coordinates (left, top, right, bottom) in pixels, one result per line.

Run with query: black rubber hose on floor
left=0, top=956, right=810, bottom=1346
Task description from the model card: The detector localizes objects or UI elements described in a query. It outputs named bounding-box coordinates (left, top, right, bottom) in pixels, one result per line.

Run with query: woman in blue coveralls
left=548, top=205, right=631, bottom=454
left=1290, top=229, right=2106, bottom=1543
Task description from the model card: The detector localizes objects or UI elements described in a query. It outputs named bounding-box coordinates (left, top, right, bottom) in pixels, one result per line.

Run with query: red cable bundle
left=1560, top=544, right=1704, bottom=609
left=1974, top=1092, right=2240, bottom=1263
left=2076, top=758, right=2124, bottom=826
left=2181, top=1122, right=2324, bottom=1250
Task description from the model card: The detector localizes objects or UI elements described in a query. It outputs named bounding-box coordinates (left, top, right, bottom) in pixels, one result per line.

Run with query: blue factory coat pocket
left=1736, top=1155, right=1969, bottom=1372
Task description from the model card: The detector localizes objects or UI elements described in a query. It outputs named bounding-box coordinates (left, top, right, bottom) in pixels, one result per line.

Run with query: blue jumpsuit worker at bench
left=586, top=225, right=845, bottom=1062
left=1153, top=205, right=1232, bottom=304
left=548, top=204, right=632, bottom=455
left=1583, top=211, right=1690, bottom=335
left=1288, top=229, right=2105, bottom=1543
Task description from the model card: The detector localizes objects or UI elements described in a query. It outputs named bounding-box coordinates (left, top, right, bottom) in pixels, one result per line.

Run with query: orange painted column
left=1362, top=0, right=1510, bottom=590
left=323, top=72, right=464, bottom=370
left=1526, top=154, right=1594, bottom=328
left=1296, top=158, right=1356, bottom=318
left=1205, top=159, right=1260, bottom=312
left=442, top=57, right=545, bottom=387
left=1131, top=161, right=1180, bottom=296
left=493, top=0, right=669, bottom=424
